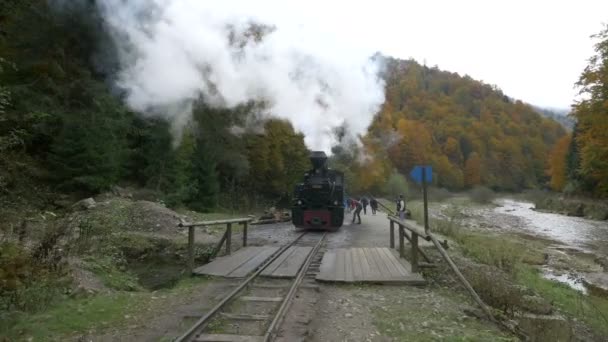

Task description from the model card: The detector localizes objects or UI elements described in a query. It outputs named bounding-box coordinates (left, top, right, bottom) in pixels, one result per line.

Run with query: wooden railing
left=178, top=218, right=254, bottom=275
left=386, top=214, right=504, bottom=329
left=387, top=215, right=433, bottom=272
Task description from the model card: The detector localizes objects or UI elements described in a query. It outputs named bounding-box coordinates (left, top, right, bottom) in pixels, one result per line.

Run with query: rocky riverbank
left=534, top=195, right=608, bottom=221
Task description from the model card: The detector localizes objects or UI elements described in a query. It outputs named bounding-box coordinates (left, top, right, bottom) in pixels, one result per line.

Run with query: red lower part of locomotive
left=292, top=208, right=344, bottom=231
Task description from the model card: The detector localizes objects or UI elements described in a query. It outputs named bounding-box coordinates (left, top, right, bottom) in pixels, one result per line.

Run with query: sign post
left=410, top=165, right=432, bottom=234
left=422, top=167, right=429, bottom=234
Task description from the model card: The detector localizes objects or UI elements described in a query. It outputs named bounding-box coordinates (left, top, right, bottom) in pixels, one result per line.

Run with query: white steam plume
left=91, top=0, right=385, bottom=151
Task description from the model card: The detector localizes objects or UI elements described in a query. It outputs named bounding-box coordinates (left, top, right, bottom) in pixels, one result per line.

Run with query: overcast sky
left=235, top=0, right=607, bottom=110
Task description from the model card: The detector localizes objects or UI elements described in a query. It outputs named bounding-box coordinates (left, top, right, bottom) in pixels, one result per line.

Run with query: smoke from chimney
left=56, top=0, right=386, bottom=152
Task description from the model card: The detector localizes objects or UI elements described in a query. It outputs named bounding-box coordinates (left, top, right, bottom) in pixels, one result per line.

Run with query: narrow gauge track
left=175, top=231, right=327, bottom=342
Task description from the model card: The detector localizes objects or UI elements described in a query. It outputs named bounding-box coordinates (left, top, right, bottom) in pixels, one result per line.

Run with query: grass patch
left=82, top=256, right=141, bottom=291
left=516, top=266, right=608, bottom=337
left=3, top=277, right=210, bottom=341
left=5, top=292, right=147, bottom=341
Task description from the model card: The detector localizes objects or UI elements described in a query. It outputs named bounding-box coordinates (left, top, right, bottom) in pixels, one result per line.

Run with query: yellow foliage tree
left=548, top=135, right=571, bottom=191
left=464, top=152, right=482, bottom=188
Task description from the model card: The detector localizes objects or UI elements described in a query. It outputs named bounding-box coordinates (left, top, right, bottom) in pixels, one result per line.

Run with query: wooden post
left=188, top=226, right=195, bottom=275
left=398, top=225, right=405, bottom=258
left=411, top=232, right=419, bottom=273
left=401, top=228, right=432, bottom=263
left=226, top=223, right=232, bottom=255
left=422, top=167, right=430, bottom=234
left=211, top=231, right=228, bottom=259
left=243, top=221, right=248, bottom=247
left=390, top=220, right=395, bottom=249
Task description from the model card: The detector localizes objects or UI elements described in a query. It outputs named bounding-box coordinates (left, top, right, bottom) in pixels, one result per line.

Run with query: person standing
left=397, top=195, right=406, bottom=220
left=370, top=197, right=378, bottom=215
left=361, top=197, right=369, bottom=215
left=352, top=199, right=362, bottom=224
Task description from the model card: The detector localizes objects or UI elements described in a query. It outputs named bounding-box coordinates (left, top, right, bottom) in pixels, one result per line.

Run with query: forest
left=345, top=57, right=568, bottom=193
left=1, top=1, right=607, bottom=218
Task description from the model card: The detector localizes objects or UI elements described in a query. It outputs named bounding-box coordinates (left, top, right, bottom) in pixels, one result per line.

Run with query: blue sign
left=410, top=166, right=433, bottom=184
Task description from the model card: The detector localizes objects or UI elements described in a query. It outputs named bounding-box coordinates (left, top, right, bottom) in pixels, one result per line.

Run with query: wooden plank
left=265, top=247, right=312, bottom=278
left=357, top=248, right=372, bottom=280
left=373, top=247, right=399, bottom=279
left=379, top=247, right=408, bottom=277
left=180, top=218, right=253, bottom=228
left=316, top=248, right=426, bottom=285
left=261, top=246, right=297, bottom=276
left=250, top=283, right=288, bottom=289
left=344, top=248, right=354, bottom=282
left=239, top=296, right=283, bottom=302
left=390, top=221, right=395, bottom=248
left=194, top=334, right=263, bottom=342
left=350, top=248, right=363, bottom=281
left=362, top=248, right=381, bottom=280
left=219, top=313, right=270, bottom=321
left=334, top=248, right=346, bottom=281
left=228, top=247, right=278, bottom=278
left=370, top=247, right=393, bottom=280
left=193, top=247, right=261, bottom=276
left=317, top=250, right=336, bottom=281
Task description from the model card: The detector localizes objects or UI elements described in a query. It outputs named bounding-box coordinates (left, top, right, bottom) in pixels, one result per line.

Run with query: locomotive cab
left=292, top=151, right=344, bottom=231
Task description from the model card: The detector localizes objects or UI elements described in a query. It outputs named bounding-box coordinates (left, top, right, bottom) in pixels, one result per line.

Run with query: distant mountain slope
left=533, top=107, right=575, bottom=130
left=359, top=57, right=567, bottom=192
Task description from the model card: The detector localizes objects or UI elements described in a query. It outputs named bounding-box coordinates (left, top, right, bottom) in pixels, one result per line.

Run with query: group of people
left=346, top=195, right=407, bottom=224
left=347, top=197, right=379, bottom=224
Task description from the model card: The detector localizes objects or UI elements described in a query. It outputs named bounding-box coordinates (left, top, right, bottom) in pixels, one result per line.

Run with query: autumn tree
left=464, top=152, right=482, bottom=188
left=548, top=135, right=572, bottom=191
left=572, top=24, right=608, bottom=196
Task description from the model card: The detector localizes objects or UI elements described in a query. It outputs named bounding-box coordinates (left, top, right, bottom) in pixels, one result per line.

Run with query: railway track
left=175, top=231, right=327, bottom=342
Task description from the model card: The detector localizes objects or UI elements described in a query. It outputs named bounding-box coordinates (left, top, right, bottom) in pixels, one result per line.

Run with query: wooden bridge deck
left=193, top=246, right=312, bottom=278
left=316, top=247, right=425, bottom=285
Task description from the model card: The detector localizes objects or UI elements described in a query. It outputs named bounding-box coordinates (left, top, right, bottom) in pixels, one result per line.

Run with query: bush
left=382, top=170, right=409, bottom=198
left=427, top=187, right=452, bottom=202
left=468, top=186, right=495, bottom=204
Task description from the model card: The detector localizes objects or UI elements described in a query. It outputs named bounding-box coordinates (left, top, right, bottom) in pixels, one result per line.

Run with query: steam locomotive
left=292, top=151, right=345, bottom=231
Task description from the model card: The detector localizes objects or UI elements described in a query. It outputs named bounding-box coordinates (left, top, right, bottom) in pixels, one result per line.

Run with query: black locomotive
left=292, top=151, right=344, bottom=231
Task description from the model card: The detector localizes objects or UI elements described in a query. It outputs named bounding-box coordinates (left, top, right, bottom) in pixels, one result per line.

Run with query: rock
left=594, top=256, right=608, bottom=271
left=72, top=197, right=96, bottom=210
left=517, top=313, right=572, bottom=342
left=583, top=272, right=608, bottom=297
left=111, top=185, right=133, bottom=199
left=344, top=313, right=353, bottom=318
left=520, top=295, right=553, bottom=315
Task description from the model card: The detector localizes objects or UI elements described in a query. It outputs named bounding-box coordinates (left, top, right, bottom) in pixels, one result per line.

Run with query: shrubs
left=0, top=241, right=69, bottom=314
left=468, top=186, right=495, bottom=204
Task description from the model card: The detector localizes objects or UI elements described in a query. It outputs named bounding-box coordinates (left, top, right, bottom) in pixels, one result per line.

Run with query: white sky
left=235, top=0, right=608, bottom=109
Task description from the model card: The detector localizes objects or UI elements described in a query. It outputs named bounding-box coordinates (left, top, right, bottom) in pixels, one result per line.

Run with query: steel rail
left=263, top=232, right=327, bottom=341
left=175, top=231, right=309, bottom=342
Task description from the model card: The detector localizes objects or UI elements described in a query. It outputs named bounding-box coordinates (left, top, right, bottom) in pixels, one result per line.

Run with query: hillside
left=351, top=57, right=567, bottom=192
left=533, top=107, right=575, bottom=130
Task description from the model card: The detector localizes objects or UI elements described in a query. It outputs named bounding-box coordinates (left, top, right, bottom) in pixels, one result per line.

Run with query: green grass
left=2, top=277, right=210, bottom=341
left=516, top=266, right=608, bottom=337
left=82, top=256, right=142, bottom=291
left=6, top=292, right=147, bottom=341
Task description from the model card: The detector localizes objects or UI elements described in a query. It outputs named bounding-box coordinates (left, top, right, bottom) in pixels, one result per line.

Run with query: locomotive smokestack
left=310, top=151, right=328, bottom=170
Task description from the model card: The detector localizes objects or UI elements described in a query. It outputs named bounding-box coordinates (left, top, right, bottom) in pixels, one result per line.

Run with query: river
left=494, top=198, right=608, bottom=293
left=494, top=199, right=608, bottom=256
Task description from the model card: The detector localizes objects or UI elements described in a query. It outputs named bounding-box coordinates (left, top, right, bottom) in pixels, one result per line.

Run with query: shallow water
left=494, top=199, right=608, bottom=292
left=495, top=199, right=608, bottom=256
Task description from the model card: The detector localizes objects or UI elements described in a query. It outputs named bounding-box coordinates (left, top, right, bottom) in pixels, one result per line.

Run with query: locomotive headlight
left=334, top=200, right=338, bottom=205
left=297, top=200, right=302, bottom=205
